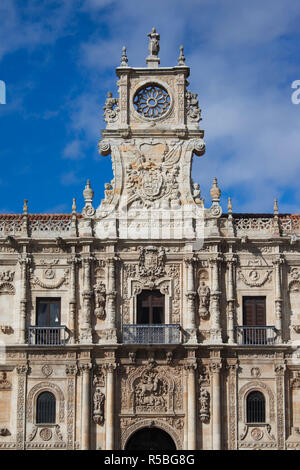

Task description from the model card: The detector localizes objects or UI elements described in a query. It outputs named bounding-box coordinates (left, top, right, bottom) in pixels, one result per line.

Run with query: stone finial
left=146, top=27, right=160, bottom=68
left=82, top=180, right=95, bottom=218
left=23, top=199, right=28, bottom=215
left=178, top=45, right=186, bottom=66
left=72, top=198, right=77, bottom=214
left=83, top=180, right=94, bottom=205
left=228, top=197, right=232, bottom=214
left=274, top=198, right=278, bottom=216
left=120, top=46, right=128, bottom=67
left=210, top=177, right=221, bottom=202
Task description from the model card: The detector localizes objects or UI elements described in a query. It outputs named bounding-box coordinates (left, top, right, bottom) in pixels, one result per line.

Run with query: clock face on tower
left=133, top=83, right=170, bottom=119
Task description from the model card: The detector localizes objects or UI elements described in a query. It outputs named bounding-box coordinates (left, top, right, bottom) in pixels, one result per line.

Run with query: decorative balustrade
left=28, top=326, right=67, bottom=346
left=123, top=324, right=181, bottom=345
left=0, top=214, right=77, bottom=238
left=236, top=326, right=276, bottom=346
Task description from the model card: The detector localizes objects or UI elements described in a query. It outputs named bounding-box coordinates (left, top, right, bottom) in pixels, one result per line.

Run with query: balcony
left=236, top=326, right=276, bottom=346
left=28, top=326, right=67, bottom=346
left=123, top=324, right=181, bottom=345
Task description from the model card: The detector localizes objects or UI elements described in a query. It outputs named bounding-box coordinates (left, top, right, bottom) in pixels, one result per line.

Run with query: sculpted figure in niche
left=199, top=389, right=210, bottom=423
left=93, top=387, right=105, bottom=425
left=0, top=371, right=11, bottom=389
left=94, top=281, right=106, bottom=320
left=198, top=281, right=210, bottom=319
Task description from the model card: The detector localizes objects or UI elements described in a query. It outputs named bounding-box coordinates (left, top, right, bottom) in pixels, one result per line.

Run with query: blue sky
left=1, top=0, right=300, bottom=214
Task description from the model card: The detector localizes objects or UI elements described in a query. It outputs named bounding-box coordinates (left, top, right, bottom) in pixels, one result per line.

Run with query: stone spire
left=146, top=27, right=160, bottom=68
left=273, top=198, right=279, bottom=216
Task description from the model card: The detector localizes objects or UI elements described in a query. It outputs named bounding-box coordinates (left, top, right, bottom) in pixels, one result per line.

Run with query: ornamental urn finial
left=178, top=45, right=186, bottom=66
left=228, top=197, right=232, bottom=214
left=72, top=198, right=77, bottom=214
left=273, top=198, right=278, bottom=215
left=120, top=46, right=128, bottom=67
left=23, top=199, right=28, bottom=215
left=83, top=180, right=94, bottom=205
left=210, top=177, right=221, bottom=202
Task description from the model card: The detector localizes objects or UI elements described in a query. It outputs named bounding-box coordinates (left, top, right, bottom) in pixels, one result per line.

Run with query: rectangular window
left=36, top=298, right=61, bottom=326
left=243, top=297, right=266, bottom=326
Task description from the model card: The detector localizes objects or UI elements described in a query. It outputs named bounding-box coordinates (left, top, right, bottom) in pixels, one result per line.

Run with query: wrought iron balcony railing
left=236, top=326, right=276, bottom=346
left=28, top=326, right=67, bottom=346
left=123, top=324, right=181, bottom=345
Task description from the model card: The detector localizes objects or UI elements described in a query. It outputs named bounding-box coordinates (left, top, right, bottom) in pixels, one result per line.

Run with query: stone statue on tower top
left=147, top=27, right=160, bottom=57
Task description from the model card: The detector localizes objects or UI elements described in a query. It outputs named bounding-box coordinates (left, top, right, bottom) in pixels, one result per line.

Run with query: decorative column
left=67, top=253, right=80, bottom=344
left=209, top=255, right=223, bottom=343
left=104, top=362, right=116, bottom=450
left=184, top=358, right=197, bottom=449
left=226, top=360, right=239, bottom=450
left=184, top=257, right=197, bottom=343
left=273, top=255, right=284, bottom=343
left=274, top=362, right=286, bottom=450
left=209, top=359, right=222, bottom=450
left=80, top=363, right=92, bottom=450
left=227, top=255, right=237, bottom=344
left=80, top=255, right=93, bottom=343
left=104, top=257, right=118, bottom=343
left=18, top=252, right=31, bottom=344
left=16, top=364, right=28, bottom=450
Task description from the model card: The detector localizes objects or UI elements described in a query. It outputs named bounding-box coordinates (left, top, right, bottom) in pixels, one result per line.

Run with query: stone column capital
left=209, top=360, right=222, bottom=374
left=65, top=364, right=78, bottom=376
left=103, top=362, right=117, bottom=373
left=16, top=364, right=28, bottom=376
left=79, top=363, right=92, bottom=374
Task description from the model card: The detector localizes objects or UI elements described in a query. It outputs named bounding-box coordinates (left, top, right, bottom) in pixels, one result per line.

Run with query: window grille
left=246, top=391, right=265, bottom=423
left=36, top=391, right=56, bottom=424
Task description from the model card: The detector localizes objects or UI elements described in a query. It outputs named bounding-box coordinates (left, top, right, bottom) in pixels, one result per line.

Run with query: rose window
left=133, top=84, right=170, bottom=119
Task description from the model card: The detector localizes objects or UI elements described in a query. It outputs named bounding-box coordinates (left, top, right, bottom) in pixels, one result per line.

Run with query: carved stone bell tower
left=97, top=29, right=208, bottom=241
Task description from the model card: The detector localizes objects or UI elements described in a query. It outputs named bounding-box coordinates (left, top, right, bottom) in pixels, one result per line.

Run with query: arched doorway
left=125, top=427, right=176, bottom=451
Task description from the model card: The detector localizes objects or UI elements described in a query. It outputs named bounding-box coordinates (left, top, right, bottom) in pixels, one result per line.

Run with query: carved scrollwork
left=237, top=269, right=272, bottom=287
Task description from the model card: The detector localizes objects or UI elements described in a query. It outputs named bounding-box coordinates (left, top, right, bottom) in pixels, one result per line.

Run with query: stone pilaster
left=209, top=358, right=222, bottom=450
left=67, top=253, right=80, bottom=344
left=273, top=255, right=284, bottom=343
left=16, top=364, right=28, bottom=450
left=226, top=360, right=239, bottom=450
left=80, top=255, right=93, bottom=343
left=275, top=362, right=286, bottom=450
left=18, top=252, right=31, bottom=344
left=79, top=363, right=92, bottom=450
left=103, top=362, right=117, bottom=450
left=209, top=255, right=223, bottom=343
left=226, top=255, right=237, bottom=344
left=103, top=257, right=118, bottom=343
left=184, top=359, right=198, bottom=449
left=184, top=257, right=197, bottom=343
left=66, top=364, right=78, bottom=450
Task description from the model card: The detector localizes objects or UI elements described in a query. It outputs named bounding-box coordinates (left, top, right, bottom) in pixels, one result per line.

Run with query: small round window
left=133, top=84, right=170, bottom=119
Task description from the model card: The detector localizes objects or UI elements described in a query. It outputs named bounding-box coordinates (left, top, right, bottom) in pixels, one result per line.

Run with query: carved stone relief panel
left=120, top=364, right=183, bottom=416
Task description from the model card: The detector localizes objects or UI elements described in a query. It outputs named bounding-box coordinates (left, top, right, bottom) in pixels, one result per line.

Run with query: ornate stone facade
left=0, top=30, right=299, bottom=450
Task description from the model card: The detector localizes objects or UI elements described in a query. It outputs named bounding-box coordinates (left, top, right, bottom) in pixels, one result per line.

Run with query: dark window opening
left=246, top=391, right=265, bottom=423
left=36, top=391, right=56, bottom=424
left=137, top=290, right=164, bottom=324
left=243, top=297, right=266, bottom=326
left=36, top=298, right=61, bottom=327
